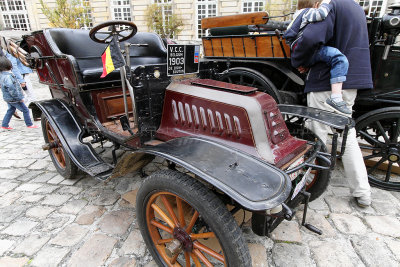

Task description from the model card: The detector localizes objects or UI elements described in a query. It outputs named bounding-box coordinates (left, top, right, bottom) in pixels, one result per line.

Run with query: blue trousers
left=2, top=101, right=33, bottom=127
left=310, top=46, right=349, bottom=84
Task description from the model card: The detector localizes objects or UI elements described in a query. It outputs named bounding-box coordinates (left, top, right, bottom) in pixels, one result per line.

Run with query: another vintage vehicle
left=8, top=20, right=352, bottom=266
left=199, top=6, right=400, bottom=191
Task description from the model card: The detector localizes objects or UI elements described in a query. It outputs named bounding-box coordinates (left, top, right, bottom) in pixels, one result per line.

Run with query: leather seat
left=46, top=28, right=167, bottom=84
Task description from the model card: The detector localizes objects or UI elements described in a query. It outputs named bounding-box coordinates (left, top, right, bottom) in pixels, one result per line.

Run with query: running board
left=35, top=99, right=113, bottom=179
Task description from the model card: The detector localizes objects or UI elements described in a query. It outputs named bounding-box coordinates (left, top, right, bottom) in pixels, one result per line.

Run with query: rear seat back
left=46, top=28, right=167, bottom=84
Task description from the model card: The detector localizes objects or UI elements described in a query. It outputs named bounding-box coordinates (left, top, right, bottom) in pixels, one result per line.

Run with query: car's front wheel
left=41, top=113, right=78, bottom=179
left=136, top=169, right=251, bottom=266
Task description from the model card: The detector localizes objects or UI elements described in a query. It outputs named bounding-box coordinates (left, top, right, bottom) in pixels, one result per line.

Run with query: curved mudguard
left=141, top=137, right=291, bottom=211
left=35, top=99, right=113, bottom=179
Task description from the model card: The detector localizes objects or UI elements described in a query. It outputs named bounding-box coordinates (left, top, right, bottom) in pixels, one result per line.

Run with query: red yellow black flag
left=100, top=36, right=125, bottom=78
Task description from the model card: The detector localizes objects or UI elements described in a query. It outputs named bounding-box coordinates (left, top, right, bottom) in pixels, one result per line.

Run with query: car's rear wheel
left=136, top=169, right=251, bottom=266
left=286, top=123, right=331, bottom=201
left=220, top=67, right=283, bottom=103
left=41, top=114, right=78, bottom=179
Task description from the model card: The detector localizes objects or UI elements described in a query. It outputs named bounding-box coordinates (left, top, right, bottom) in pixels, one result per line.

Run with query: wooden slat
left=202, top=39, right=214, bottom=57
left=201, top=12, right=269, bottom=30
left=202, top=35, right=290, bottom=59
left=211, top=38, right=223, bottom=57
left=231, top=37, right=245, bottom=57
left=243, top=37, right=257, bottom=57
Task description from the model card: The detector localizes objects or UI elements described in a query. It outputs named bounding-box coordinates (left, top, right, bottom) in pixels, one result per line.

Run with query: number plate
left=291, top=167, right=312, bottom=200
left=167, top=44, right=200, bottom=76
left=288, top=157, right=304, bottom=181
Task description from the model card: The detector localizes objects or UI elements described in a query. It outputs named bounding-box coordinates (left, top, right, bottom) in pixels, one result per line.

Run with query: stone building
left=0, top=0, right=397, bottom=43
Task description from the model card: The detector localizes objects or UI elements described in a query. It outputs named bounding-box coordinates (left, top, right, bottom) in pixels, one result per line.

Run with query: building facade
left=0, top=0, right=397, bottom=42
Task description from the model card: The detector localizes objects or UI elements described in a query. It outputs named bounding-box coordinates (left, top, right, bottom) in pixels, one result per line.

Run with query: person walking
left=291, top=0, right=372, bottom=207
left=0, top=57, right=38, bottom=130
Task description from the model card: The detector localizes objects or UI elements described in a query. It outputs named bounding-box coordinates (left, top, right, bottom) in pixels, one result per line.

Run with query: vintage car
left=9, top=20, right=352, bottom=266
left=199, top=5, right=400, bottom=192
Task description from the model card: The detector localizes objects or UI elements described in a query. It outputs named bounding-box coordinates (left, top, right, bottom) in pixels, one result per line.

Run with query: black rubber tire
left=287, top=124, right=331, bottom=201
left=219, top=67, right=283, bottom=103
left=136, top=169, right=251, bottom=267
left=355, top=107, right=400, bottom=191
left=41, top=113, right=78, bottom=179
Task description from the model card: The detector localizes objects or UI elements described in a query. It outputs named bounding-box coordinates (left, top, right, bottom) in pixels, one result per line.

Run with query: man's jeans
left=307, top=90, right=371, bottom=199
left=2, top=101, right=33, bottom=127
left=310, top=46, right=349, bottom=84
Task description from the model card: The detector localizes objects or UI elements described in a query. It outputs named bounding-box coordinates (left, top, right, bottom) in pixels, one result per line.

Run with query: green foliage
left=145, top=3, right=184, bottom=38
left=40, top=0, right=92, bottom=29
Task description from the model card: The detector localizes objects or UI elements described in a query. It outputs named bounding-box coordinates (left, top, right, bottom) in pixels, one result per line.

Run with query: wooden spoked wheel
left=41, top=114, right=78, bottom=179
left=45, top=120, right=66, bottom=169
left=146, top=192, right=225, bottom=266
left=220, top=67, right=283, bottom=104
left=137, top=170, right=251, bottom=267
left=285, top=122, right=331, bottom=202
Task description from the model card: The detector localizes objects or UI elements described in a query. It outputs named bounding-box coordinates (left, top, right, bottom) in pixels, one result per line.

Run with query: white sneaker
left=355, top=196, right=371, bottom=208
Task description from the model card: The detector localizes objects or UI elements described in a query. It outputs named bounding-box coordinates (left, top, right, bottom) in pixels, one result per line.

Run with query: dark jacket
left=291, top=0, right=373, bottom=93
left=283, top=9, right=308, bottom=65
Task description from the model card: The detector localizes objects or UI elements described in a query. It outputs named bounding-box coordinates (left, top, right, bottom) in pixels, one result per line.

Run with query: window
left=290, top=0, right=298, bottom=12
left=80, top=0, right=93, bottom=29
left=358, top=0, right=387, bottom=17
left=242, top=0, right=264, bottom=13
left=154, top=0, right=173, bottom=22
left=0, top=0, right=31, bottom=31
left=196, top=0, right=217, bottom=39
left=110, top=0, right=132, bottom=21
left=153, top=0, right=173, bottom=35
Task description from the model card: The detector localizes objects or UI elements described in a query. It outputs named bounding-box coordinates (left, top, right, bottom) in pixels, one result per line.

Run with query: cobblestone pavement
left=1, top=74, right=400, bottom=267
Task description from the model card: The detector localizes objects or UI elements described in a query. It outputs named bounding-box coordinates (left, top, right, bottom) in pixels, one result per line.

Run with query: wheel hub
left=388, top=147, right=400, bottom=163
left=173, top=227, right=193, bottom=252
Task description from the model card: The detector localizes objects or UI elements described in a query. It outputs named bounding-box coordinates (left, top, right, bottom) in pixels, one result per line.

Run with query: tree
left=40, top=0, right=92, bottom=29
left=145, top=3, right=184, bottom=38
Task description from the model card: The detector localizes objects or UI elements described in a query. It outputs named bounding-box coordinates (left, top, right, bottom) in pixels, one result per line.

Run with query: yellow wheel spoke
left=157, top=238, right=174, bottom=245
left=184, top=252, right=191, bottom=267
left=194, top=241, right=225, bottom=263
left=191, top=252, right=202, bottom=267
left=193, top=249, right=213, bottom=267
left=186, top=211, right=199, bottom=234
left=150, top=219, right=173, bottom=234
left=151, top=203, right=176, bottom=228
left=161, top=195, right=180, bottom=226
left=190, top=232, right=215, bottom=240
left=176, top=197, right=186, bottom=228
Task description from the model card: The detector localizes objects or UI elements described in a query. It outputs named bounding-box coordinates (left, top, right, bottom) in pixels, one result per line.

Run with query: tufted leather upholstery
left=46, top=28, right=167, bottom=84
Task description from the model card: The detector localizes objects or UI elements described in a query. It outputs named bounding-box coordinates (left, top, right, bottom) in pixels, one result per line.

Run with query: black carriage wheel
left=41, top=113, right=78, bottom=179
left=286, top=123, right=331, bottom=201
left=355, top=107, right=400, bottom=191
left=219, top=67, right=283, bottom=103
left=89, top=20, right=137, bottom=43
left=136, top=169, right=251, bottom=266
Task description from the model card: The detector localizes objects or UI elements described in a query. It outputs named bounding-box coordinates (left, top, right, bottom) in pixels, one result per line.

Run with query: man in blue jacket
left=293, top=0, right=372, bottom=207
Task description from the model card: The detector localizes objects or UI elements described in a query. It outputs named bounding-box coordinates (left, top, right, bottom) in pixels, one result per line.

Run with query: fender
left=33, top=99, right=113, bottom=179
left=201, top=58, right=304, bottom=86
left=140, top=137, right=291, bottom=211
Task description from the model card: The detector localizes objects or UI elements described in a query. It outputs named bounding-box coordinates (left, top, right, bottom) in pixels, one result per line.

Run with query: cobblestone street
left=1, top=74, right=400, bottom=267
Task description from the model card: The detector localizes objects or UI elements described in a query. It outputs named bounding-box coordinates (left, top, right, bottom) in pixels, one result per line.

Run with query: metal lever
left=301, top=191, right=323, bottom=235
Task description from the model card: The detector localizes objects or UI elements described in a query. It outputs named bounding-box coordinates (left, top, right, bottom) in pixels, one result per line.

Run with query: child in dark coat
left=0, top=57, right=38, bottom=130
left=283, top=0, right=351, bottom=115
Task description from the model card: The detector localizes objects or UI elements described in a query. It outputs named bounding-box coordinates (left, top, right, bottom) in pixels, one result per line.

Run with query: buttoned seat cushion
left=47, top=28, right=167, bottom=84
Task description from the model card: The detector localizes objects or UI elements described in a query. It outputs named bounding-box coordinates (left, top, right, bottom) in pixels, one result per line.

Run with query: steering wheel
left=89, top=20, right=137, bottom=43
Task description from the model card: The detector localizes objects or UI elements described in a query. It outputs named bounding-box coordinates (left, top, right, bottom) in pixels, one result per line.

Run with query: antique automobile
left=199, top=5, right=400, bottom=192
left=9, top=20, right=351, bottom=266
